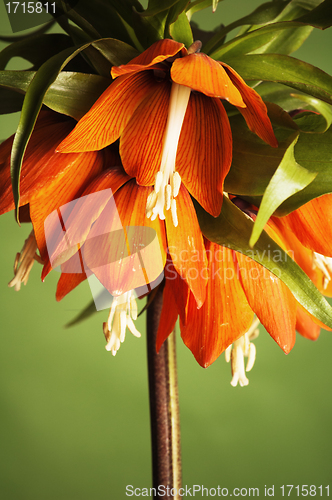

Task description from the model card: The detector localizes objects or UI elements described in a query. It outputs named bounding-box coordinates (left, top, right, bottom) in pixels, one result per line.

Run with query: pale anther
left=8, top=230, right=43, bottom=291
left=225, top=317, right=260, bottom=387
left=103, top=290, right=141, bottom=356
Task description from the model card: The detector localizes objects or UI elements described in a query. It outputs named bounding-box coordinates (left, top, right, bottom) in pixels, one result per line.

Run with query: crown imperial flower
left=58, top=39, right=277, bottom=227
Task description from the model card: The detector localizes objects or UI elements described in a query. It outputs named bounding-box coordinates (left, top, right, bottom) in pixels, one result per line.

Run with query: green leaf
left=225, top=115, right=332, bottom=215
left=205, top=0, right=332, bottom=57
left=249, top=135, right=317, bottom=247
left=195, top=196, right=332, bottom=328
left=166, top=0, right=190, bottom=30
left=186, top=0, right=223, bottom=19
left=169, top=11, right=194, bottom=47
left=0, top=34, right=73, bottom=70
left=210, top=17, right=331, bottom=61
left=225, top=54, right=332, bottom=105
left=10, top=38, right=126, bottom=222
left=204, top=2, right=288, bottom=55
left=291, top=94, right=332, bottom=132
left=92, top=39, right=139, bottom=66
left=140, top=0, right=179, bottom=16
left=0, top=20, right=55, bottom=42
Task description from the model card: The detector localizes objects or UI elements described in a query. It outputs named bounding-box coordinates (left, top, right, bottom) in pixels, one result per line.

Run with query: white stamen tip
left=103, top=291, right=141, bottom=355
left=171, top=198, right=178, bottom=227
left=172, top=172, right=181, bottom=198
left=165, top=184, right=172, bottom=211
left=225, top=317, right=260, bottom=387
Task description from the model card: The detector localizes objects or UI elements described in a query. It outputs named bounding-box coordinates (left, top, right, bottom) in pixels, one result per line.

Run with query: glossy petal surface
left=177, top=94, right=231, bottom=216
left=57, top=72, right=160, bottom=153
left=279, top=194, right=332, bottom=257
left=165, top=185, right=207, bottom=307
left=120, top=80, right=170, bottom=184
left=180, top=242, right=253, bottom=367
left=235, top=251, right=296, bottom=353
left=171, top=53, right=245, bottom=106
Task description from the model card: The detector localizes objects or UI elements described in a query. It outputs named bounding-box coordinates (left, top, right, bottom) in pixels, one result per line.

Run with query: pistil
left=225, top=317, right=260, bottom=387
left=103, top=290, right=141, bottom=355
left=146, top=82, right=191, bottom=227
left=8, top=230, right=43, bottom=291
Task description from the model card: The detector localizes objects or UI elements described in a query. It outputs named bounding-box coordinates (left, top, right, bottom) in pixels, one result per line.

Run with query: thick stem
left=147, top=285, right=182, bottom=499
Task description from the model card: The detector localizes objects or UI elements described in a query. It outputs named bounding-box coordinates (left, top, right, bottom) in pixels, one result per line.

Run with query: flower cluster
left=1, top=40, right=331, bottom=386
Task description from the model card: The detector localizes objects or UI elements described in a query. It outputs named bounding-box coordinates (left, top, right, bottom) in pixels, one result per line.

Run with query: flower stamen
left=225, top=317, right=260, bottom=387
left=146, top=83, right=191, bottom=227
left=103, top=291, right=141, bottom=356
left=312, top=252, right=332, bottom=289
left=8, top=230, right=43, bottom=291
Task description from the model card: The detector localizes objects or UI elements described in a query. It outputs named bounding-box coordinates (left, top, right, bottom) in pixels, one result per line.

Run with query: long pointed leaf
left=249, top=135, right=317, bottom=247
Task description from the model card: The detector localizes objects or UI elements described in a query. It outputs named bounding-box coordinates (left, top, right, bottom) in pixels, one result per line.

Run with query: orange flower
left=156, top=199, right=332, bottom=385
left=56, top=165, right=208, bottom=308
left=0, top=110, right=105, bottom=282
left=58, top=39, right=277, bottom=226
left=53, top=166, right=209, bottom=355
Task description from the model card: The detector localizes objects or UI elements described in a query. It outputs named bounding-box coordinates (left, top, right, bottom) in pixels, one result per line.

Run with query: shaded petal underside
left=171, top=53, right=245, bottom=106
left=180, top=241, right=253, bottom=367
left=57, top=71, right=160, bottom=153
left=279, top=194, right=332, bottom=258
left=222, top=62, right=278, bottom=148
left=120, top=80, right=171, bottom=184
left=296, top=305, right=321, bottom=340
left=235, top=251, right=296, bottom=353
left=177, top=94, right=231, bottom=217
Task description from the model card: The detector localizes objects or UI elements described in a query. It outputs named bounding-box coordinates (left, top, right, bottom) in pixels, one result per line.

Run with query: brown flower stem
left=147, top=285, right=182, bottom=499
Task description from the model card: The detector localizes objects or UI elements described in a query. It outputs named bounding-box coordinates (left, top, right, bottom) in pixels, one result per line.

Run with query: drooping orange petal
left=120, top=79, right=171, bottom=184
left=82, top=180, right=167, bottom=296
left=111, top=39, right=185, bottom=78
left=30, top=151, right=103, bottom=263
left=47, top=165, right=131, bottom=270
left=177, top=93, right=231, bottom=217
left=269, top=216, right=317, bottom=282
left=165, top=185, right=207, bottom=308
left=180, top=241, right=254, bottom=368
left=221, top=62, right=278, bottom=148
left=171, top=53, right=245, bottom=106
left=296, top=305, right=321, bottom=340
left=235, top=251, right=296, bottom=353
left=56, top=271, right=88, bottom=302
left=277, top=194, right=332, bottom=257
left=156, top=260, right=189, bottom=352
left=0, top=112, right=76, bottom=215
left=57, top=71, right=160, bottom=153
left=155, top=283, right=179, bottom=353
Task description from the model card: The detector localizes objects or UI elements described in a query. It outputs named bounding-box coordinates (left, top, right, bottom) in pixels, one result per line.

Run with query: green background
left=0, top=1, right=332, bottom=498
